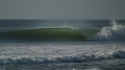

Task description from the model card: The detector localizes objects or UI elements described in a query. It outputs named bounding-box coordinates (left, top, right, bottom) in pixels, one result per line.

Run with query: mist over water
left=95, top=20, right=125, bottom=41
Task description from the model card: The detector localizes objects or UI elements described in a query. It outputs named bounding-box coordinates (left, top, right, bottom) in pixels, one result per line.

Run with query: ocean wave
left=0, top=41, right=124, bottom=65
left=0, top=49, right=125, bottom=65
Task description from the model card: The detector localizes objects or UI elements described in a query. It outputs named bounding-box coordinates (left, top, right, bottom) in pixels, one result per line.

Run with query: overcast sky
left=0, top=0, right=125, bottom=19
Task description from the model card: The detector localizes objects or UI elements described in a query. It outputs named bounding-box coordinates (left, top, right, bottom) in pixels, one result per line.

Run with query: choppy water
left=0, top=41, right=125, bottom=70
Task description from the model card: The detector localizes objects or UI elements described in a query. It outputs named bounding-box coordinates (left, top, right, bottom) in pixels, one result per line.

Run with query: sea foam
left=0, top=42, right=125, bottom=64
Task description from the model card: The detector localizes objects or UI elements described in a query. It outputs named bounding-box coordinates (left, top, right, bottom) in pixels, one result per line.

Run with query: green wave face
left=0, top=28, right=86, bottom=41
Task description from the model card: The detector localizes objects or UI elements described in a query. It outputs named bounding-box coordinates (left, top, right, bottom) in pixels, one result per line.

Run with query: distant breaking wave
left=95, top=20, right=125, bottom=41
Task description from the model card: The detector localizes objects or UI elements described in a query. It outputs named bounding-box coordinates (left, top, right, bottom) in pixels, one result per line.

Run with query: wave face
left=0, top=28, right=86, bottom=41
left=95, top=20, right=125, bottom=41
left=0, top=42, right=125, bottom=64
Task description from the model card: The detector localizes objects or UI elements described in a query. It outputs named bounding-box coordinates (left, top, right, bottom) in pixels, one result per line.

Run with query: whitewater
left=0, top=41, right=125, bottom=70
left=95, top=20, right=125, bottom=41
left=0, top=41, right=125, bottom=64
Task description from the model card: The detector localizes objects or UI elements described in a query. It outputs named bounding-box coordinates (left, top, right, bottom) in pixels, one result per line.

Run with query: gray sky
left=0, top=0, right=125, bottom=19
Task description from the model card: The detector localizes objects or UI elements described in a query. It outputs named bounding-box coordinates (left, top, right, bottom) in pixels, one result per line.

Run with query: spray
left=95, top=20, right=125, bottom=41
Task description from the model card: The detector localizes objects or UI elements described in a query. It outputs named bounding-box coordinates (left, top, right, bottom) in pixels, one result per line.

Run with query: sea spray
left=95, top=20, right=125, bottom=41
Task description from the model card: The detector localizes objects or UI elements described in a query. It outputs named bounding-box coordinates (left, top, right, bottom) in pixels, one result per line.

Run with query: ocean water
left=0, top=20, right=125, bottom=70
left=0, top=41, right=125, bottom=70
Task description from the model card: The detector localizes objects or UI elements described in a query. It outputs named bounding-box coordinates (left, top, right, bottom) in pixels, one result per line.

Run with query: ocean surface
left=0, top=41, right=125, bottom=70
left=0, top=21, right=125, bottom=70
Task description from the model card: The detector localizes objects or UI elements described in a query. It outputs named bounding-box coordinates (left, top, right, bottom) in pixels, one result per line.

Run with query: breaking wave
left=0, top=43, right=125, bottom=65
left=95, top=20, right=125, bottom=41
left=0, top=50, right=125, bottom=65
